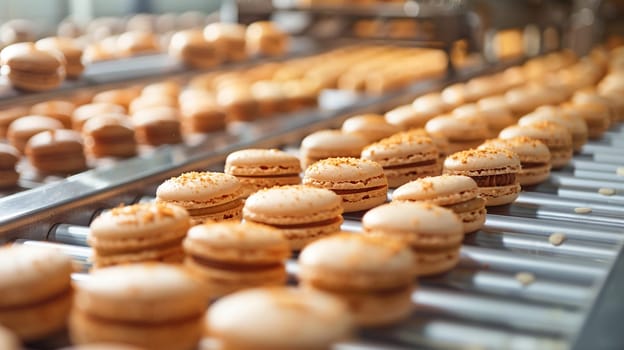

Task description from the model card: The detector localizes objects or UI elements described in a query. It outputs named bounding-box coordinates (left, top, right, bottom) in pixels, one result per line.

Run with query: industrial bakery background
left=1, top=0, right=624, bottom=349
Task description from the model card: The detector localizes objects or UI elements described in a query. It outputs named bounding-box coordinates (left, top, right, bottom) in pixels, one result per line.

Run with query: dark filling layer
left=190, top=255, right=282, bottom=272
left=270, top=216, right=342, bottom=230
left=383, top=159, right=437, bottom=170
left=333, top=185, right=387, bottom=195
left=472, top=173, right=516, bottom=187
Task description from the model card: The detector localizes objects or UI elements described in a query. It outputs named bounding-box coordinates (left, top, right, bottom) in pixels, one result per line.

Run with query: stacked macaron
left=183, top=221, right=290, bottom=299
left=363, top=201, right=464, bottom=276
left=0, top=245, right=73, bottom=341
left=299, top=233, right=414, bottom=326
left=303, top=157, right=388, bottom=213
left=444, top=148, right=521, bottom=206
left=156, top=171, right=243, bottom=224
left=225, top=148, right=302, bottom=198
left=243, top=185, right=344, bottom=250
left=361, top=132, right=440, bottom=188
left=88, top=202, right=191, bottom=268
left=393, top=175, right=486, bottom=234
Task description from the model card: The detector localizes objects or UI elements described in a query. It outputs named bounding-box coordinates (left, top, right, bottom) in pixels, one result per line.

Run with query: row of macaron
left=0, top=21, right=290, bottom=92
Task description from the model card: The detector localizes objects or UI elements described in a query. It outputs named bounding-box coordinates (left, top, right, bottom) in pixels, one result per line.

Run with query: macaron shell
left=69, top=308, right=201, bottom=350
left=443, top=148, right=521, bottom=177
left=479, top=137, right=551, bottom=164
left=302, top=283, right=413, bottom=327
left=156, top=172, right=242, bottom=210
left=518, top=164, right=551, bottom=186
left=341, top=114, right=401, bottom=142
left=304, top=158, right=386, bottom=187
left=0, top=290, right=71, bottom=341
left=393, top=175, right=479, bottom=206
left=414, top=248, right=461, bottom=276
left=457, top=207, right=487, bottom=234
left=225, top=149, right=301, bottom=176
left=361, top=134, right=438, bottom=166
left=478, top=182, right=521, bottom=206
left=384, top=104, right=431, bottom=129
left=237, top=175, right=301, bottom=198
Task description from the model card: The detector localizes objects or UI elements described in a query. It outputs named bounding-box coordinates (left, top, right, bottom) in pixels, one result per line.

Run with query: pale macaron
left=425, top=114, right=489, bottom=154
left=384, top=104, right=432, bottom=129
left=70, top=264, right=205, bottom=350
left=88, top=202, right=191, bottom=268
left=303, top=157, right=388, bottom=213
left=520, top=106, right=588, bottom=152
left=479, top=137, right=551, bottom=186
left=7, top=115, right=64, bottom=153
left=562, top=102, right=610, bottom=140
left=207, top=287, right=352, bottom=350
left=0, top=245, right=73, bottom=341
left=341, top=114, right=401, bottom=142
left=25, top=129, right=87, bottom=174
left=183, top=221, right=290, bottom=300
left=362, top=201, right=464, bottom=276
left=225, top=148, right=301, bottom=198
left=299, top=233, right=414, bottom=326
left=82, top=113, right=138, bottom=158
left=72, top=103, right=126, bottom=131
left=243, top=185, right=344, bottom=250
left=499, top=120, right=573, bottom=169
left=30, top=100, right=75, bottom=128
left=361, top=132, right=440, bottom=188
left=393, top=175, right=486, bottom=234
left=156, top=171, right=243, bottom=225
left=443, top=148, right=521, bottom=206
left=300, top=130, right=368, bottom=169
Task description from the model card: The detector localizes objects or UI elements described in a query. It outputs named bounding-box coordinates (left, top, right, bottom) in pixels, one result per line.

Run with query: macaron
left=225, top=148, right=301, bottom=198
left=520, top=106, right=589, bottom=152
left=504, top=86, right=546, bottom=118
left=207, top=287, right=352, bottom=350
left=30, top=100, right=76, bottom=128
left=0, top=144, right=20, bottom=189
left=393, top=175, right=486, bottom=234
left=1, top=43, right=65, bottom=91
left=401, top=128, right=450, bottom=168
left=0, top=245, right=73, bottom=341
left=88, top=202, right=191, bottom=268
left=35, top=36, right=84, bottom=79
left=203, top=22, right=247, bottom=62
left=179, top=98, right=227, bottom=134
left=361, top=132, right=440, bottom=188
left=243, top=185, right=344, bottom=250
left=92, top=88, right=142, bottom=110
left=300, top=130, right=368, bottom=169
left=563, top=102, right=610, bottom=139
left=25, top=129, right=87, bottom=174
left=362, top=201, right=464, bottom=276
left=72, top=103, right=126, bottom=131
left=464, top=75, right=506, bottom=101
left=499, top=120, right=573, bottom=169
left=0, top=106, right=28, bottom=138
left=132, top=106, right=183, bottom=146
left=169, top=29, right=222, bottom=69
left=246, top=21, right=288, bottom=57
left=475, top=96, right=516, bottom=135
left=299, top=233, right=414, bottom=326
left=7, top=115, right=64, bottom=153
left=116, top=31, right=159, bottom=56
left=70, top=264, right=205, bottom=350
left=183, top=221, right=290, bottom=299
left=303, top=157, right=387, bottom=213
left=156, top=171, right=243, bottom=225
left=341, top=114, right=402, bottom=143
left=129, top=94, right=178, bottom=115
left=425, top=114, right=490, bottom=154
left=443, top=148, right=521, bottom=206
left=384, top=104, right=430, bottom=129
left=441, top=83, right=467, bottom=108
left=479, top=137, right=551, bottom=186
left=216, top=84, right=258, bottom=122
left=82, top=113, right=138, bottom=158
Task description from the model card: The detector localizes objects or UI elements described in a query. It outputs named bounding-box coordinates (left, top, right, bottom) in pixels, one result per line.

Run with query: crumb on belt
left=574, top=207, right=592, bottom=214
left=515, top=272, right=535, bottom=286
left=549, top=232, right=566, bottom=246
left=598, top=188, right=615, bottom=196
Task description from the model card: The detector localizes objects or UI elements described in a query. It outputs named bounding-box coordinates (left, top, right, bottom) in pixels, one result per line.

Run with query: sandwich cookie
left=520, top=106, right=588, bottom=152
left=216, top=84, right=258, bottom=122
left=183, top=221, right=290, bottom=300
left=401, top=128, right=450, bottom=171
left=341, top=114, right=401, bottom=143
left=92, top=88, right=141, bottom=110
left=70, top=264, right=205, bottom=350
left=0, top=144, right=20, bottom=189
left=299, top=233, right=414, bottom=326
left=479, top=137, right=551, bottom=186
left=7, top=115, right=64, bottom=153
left=88, top=202, right=191, bottom=268
left=246, top=21, right=288, bottom=57
left=499, top=120, right=573, bottom=169
left=303, top=157, right=388, bottom=213
left=425, top=114, right=490, bottom=154
left=35, top=37, right=84, bottom=79
left=169, top=29, right=222, bottom=69
left=0, top=245, right=72, bottom=341
left=132, top=106, right=183, bottom=146
left=25, top=129, right=87, bottom=174
left=441, top=83, right=468, bottom=108
left=30, top=100, right=75, bottom=128
left=180, top=97, right=227, bottom=134
left=475, top=97, right=516, bottom=136
left=156, top=171, right=243, bottom=225
left=116, top=31, right=159, bottom=57
left=72, top=103, right=126, bottom=131
left=243, top=185, right=344, bottom=250
left=362, top=201, right=464, bottom=276
left=504, top=86, right=546, bottom=118
left=300, top=130, right=368, bottom=169
left=393, top=175, right=486, bottom=234
left=361, top=132, right=440, bottom=188
left=443, top=148, right=521, bottom=206
left=563, top=102, right=610, bottom=140
left=82, top=113, right=138, bottom=158
left=207, top=287, right=352, bottom=350
left=384, top=104, right=429, bottom=129
left=1, top=43, right=65, bottom=91
left=250, top=80, right=287, bottom=117
left=203, top=23, right=247, bottom=62
left=225, top=148, right=301, bottom=198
